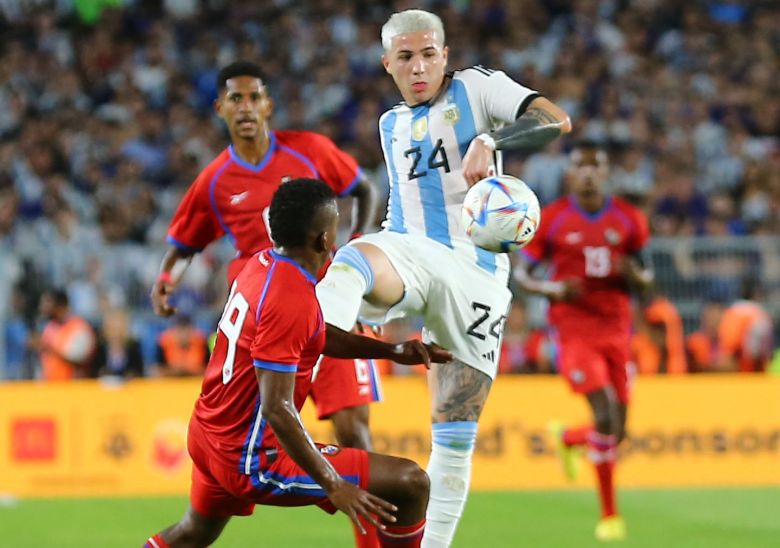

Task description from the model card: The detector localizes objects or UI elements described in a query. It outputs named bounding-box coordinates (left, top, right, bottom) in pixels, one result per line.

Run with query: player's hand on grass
left=151, top=280, right=177, bottom=317
left=392, top=340, right=453, bottom=368
left=327, top=479, right=397, bottom=533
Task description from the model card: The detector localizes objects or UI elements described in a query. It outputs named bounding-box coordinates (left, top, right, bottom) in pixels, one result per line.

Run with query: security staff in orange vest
left=631, top=294, right=687, bottom=375
left=154, top=313, right=208, bottom=377
left=34, top=289, right=96, bottom=381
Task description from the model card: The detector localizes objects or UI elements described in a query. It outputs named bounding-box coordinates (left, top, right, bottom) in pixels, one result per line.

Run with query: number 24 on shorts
left=466, top=301, right=506, bottom=347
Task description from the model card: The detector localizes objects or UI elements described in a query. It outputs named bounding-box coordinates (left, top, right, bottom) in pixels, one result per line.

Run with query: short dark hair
left=217, top=61, right=266, bottom=92
left=269, top=179, right=336, bottom=248
left=46, top=288, right=69, bottom=307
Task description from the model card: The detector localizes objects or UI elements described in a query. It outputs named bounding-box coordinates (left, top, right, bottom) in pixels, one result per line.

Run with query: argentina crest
left=443, top=102, right=460, bottom=125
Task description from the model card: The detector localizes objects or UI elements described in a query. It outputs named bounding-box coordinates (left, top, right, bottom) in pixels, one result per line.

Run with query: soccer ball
left=461, top=174, right=541, bottom=253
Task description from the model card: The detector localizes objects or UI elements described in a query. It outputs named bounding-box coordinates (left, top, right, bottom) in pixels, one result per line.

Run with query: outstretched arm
left=483, top=97, right=572, bottom=152
left=348, top=175, right=379, bottom=238
left=462, top=96, right=572, bottom=185
left=323, top=324, right=452, bottom=366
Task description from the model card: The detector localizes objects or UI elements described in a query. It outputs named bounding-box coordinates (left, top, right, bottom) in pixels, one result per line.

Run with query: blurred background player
left=144, top=179, right=451, bottom=548
left=148, top=60, right=385, bottom=545
left=515, top=141, right=652, bottom=541
left=316, top=9, right=571, bottom=547
left=32, top=288, right=96, bottom=381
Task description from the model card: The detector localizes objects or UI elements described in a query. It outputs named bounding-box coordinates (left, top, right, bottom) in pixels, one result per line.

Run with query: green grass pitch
left=1, top=488, right=777, bottom=547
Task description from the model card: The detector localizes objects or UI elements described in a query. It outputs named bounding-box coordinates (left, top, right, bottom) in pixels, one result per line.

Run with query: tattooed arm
left=492, top=98, right=571, bottom=150
left=462, top=97, right=572, bottom=185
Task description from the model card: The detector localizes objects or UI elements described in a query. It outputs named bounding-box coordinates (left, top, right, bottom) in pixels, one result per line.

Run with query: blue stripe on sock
left=333, top=246, right=374, bottom=293
left=432, top=421, right=478, bottom=451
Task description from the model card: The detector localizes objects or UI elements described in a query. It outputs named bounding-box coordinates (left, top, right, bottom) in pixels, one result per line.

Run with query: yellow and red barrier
left=0, top=375, right=778, bottom=497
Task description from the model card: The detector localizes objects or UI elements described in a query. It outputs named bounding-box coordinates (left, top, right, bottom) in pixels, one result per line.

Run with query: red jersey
left=191, top=249, right=325, bottom=475
left=521, top=195, right=650, bottom=336
left=167, top=130, right=360, bottom=281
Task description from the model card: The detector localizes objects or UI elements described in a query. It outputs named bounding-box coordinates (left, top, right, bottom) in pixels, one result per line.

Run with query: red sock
left=352, top=514, right=380, bottom=548
left=143, top=534, right=170, bottom=548
left=563, top=425, right=592, bottom=447
left=587, top=431, right=618, bottom=517
left=378, top=519, right=426, bottom=548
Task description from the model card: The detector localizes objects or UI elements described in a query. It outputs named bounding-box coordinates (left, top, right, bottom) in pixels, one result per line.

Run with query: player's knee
left=332, top=245, right=374, bottom=294
left=317, top=247, right=373, bottom=331
left=396, top=458, right=430, bottom=502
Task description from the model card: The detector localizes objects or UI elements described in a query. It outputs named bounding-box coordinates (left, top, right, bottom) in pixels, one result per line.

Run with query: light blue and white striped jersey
left=378, top=66, right=539, bottom=277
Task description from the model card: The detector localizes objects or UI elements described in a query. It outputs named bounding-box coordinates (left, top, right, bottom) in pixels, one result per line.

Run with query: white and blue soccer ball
left=461, top=174, right=541, bottom=253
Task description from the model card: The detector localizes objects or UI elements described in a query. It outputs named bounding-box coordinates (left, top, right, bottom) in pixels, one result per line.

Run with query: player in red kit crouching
left=516, top=141, right=653, bottom=542
left=150, top=61, right=387, bottom=544
left=144, top=180, right=451, bottom=548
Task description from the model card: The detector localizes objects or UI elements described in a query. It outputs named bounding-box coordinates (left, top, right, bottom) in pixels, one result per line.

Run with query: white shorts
left=354, top=231, right=512, bottom=380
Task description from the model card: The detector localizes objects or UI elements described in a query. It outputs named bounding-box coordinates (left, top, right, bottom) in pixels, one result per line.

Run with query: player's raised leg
left=422, top=361, right=491, bottom=548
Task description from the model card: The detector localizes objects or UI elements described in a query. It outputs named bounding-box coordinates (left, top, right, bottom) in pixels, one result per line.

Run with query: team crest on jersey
left=412, top=117, right=428, bottom=140
left=442, top=103, right=460, bottom=125
left=230, top=191, right=249, bottom=205
left=319, top=444, right=341, bottom=456
left=604, top=228, right=621, bottom=245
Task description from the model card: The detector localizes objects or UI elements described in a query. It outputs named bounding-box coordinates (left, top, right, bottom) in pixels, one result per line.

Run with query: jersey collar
left=269, top=249, right=318, bottom=284
left=228, top=131, right=277, bottom=173
left=569, top=194, right=613, bottom=221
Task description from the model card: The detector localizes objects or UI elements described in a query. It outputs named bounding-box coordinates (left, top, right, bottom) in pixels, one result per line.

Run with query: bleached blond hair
left=381, top=9, right=445, bottom=51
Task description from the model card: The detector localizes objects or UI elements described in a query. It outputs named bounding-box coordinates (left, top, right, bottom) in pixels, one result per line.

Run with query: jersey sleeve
left=251, top=287, right=319, bottom=373
left=461, top=67, right=540, bottom=126
left=307, top=133, right=362, bottom=197
left=167, top=172, right=224, bottom=252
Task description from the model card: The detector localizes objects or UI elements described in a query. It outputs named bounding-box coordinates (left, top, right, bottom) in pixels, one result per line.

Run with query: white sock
left=316, top=246, right=371, bottom=331
left=422, top=422, right=477, bottom=548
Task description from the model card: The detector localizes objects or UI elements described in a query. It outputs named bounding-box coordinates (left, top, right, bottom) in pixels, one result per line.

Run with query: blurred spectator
left=653, top=171, right=709, bottom=235
left=499, top=301, right=553, bottom=374
left=686, top=300, right=724, bottom=373
left=92, top=308, right=144, bottom=379
left=0, top=1, right=778, bottom=375
left=154, top=314, right=208, bottom=377
left=33, top=288, right=96, bottom=381
left=714, top=281, right=773, bottom=373
left=3, top=286, right=31, bottom=380
left=687, top=281, right=773, bottom=373
left=631, top=294, right=687, bottom=375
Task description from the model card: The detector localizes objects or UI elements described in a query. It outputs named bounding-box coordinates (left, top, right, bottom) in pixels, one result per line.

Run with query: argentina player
left=317, top=9, right=572, bottom=547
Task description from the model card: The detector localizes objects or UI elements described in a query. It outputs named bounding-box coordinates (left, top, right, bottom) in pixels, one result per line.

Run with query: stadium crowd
left=1, top=0, right=778, bottom=380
